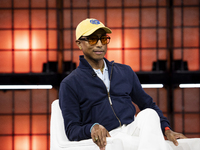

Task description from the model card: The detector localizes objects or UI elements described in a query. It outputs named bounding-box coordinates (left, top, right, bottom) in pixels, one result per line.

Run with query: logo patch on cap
left=90, top=19, right=100, bottom=25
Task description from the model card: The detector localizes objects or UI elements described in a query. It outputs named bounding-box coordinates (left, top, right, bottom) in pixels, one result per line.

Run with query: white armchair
left=50, top=99, right=124, bottom=150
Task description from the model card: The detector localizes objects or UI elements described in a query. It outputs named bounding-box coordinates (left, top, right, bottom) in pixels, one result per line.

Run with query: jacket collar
left=78, top=55, right=114, bottom=76
left=78, top=55, right=113, bottom=68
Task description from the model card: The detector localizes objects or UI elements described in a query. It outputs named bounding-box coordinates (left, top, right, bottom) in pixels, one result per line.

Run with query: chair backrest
left=50, top=99, right=69, bottom=149
left=50, top=99, right=126, bottom=150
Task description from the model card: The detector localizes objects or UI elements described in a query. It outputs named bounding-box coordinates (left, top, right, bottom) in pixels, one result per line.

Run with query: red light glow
left=14, top=136, right=30, bottom=150
left=14, top=30, right=29, bottom=49
left=14, top=51, right=30, bottom=73
left=32, top=30, right=46, bottom=49
left=107, top=50, right=122, bottom=64
left=108, top=29, right=122, bottom=49
left=32, top=136, right=47, bottom=150
left=125, top=50, right=140, bottom=72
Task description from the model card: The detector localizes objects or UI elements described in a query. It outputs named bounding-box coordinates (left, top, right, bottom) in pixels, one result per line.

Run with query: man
left=59, top=18, right=186, bottom=150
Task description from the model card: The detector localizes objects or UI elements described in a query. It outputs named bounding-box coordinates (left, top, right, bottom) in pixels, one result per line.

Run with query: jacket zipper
left=107, top=92, right=121, bottom=127
left=93, top=61, right=122, bottom=127
left=108, top=62, right=122, bottom=127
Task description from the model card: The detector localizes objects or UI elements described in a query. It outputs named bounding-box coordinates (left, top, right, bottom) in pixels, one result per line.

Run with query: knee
left=144, top=108, right=157, bottom=115
left=138, top=108, right=159, bottom=120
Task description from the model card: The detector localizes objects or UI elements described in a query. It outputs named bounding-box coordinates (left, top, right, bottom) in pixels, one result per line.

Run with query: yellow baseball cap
left=76, top=18, right=112, bottom=40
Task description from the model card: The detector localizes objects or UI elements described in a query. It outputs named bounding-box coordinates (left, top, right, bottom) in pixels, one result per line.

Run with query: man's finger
left=172, top=138, right=179, bottom=146
left=93, top=136, right=98, bottom=143
left=102, top=133, right=107, bottom=146
left=177, top=134, right=187, bottom=139
left=99, top=132, right=104, bottom=148
left=97, top=139, right=105, bottom=150
left=107, top=131, right=111, bottom=137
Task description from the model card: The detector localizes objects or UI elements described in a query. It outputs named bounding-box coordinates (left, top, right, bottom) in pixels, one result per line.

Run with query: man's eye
left=89, top=38, right=98, bottom=40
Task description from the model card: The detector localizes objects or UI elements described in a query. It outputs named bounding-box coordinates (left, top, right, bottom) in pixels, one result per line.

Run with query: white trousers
left=109, top=108, right=172, bottom=150
left=108, top=108, right=200, bottom=150
left=54, top=108, right=200, bottom=150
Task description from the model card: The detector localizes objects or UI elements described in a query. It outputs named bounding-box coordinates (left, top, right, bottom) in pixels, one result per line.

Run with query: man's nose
left=96, top=39, right=103, bottom=47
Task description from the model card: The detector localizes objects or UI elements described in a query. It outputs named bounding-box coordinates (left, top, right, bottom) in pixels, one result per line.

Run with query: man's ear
left=76, top=40, right=82, bottom=50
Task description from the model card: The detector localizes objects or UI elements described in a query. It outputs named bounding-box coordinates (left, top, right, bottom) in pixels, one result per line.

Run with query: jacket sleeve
left=59, top=81, right=93, bottom=141
left=129, top=68, right=170, bottom=133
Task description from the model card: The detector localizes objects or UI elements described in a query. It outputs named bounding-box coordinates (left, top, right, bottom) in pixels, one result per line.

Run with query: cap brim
left=82, top=27, right=112, bottom=37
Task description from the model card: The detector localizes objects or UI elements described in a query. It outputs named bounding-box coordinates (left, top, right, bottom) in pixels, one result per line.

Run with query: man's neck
left=90, top=59, right=104, bottom=70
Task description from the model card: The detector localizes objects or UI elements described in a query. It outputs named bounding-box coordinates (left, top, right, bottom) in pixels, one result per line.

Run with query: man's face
left=77, top=29, right=108, bottom=63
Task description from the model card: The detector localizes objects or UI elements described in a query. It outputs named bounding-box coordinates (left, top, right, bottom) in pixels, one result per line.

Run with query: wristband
left=165, top=127, right=170, bottom=131
left=90, top=123, right=99, bottom=133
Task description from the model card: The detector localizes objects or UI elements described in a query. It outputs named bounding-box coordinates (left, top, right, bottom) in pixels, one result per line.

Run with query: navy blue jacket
left=59, top=55, right=170, bottom=141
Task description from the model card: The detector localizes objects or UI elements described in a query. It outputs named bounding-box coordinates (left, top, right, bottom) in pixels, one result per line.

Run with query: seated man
left=59, top=18, right=190, bottom=150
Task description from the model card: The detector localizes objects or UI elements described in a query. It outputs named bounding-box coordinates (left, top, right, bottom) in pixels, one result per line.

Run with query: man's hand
left=91, top=124, right=111, bottom=150
left=165, top=129, right=187, bottom=146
